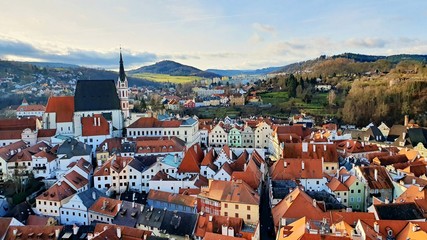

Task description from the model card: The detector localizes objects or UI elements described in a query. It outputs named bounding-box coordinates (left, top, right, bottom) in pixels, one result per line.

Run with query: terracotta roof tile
left=45, top=96, right=74, bottom=123
left=336, top=140, right=379, bottom=153
left=26, top=215, right=50, bottom=226
left=36, top=181, right=76, bottom=202
left=5, top=226, right=64, bottom=240
left=178, top=144, right=204, bottom=173
left=37, top=129, right=56, bottom=138
left=33, top=151, right=57, bottom=162
left=0, top=117, right=37, bottom=131
left=16, top=104, right=45, bottom=112
left=89, top=197, right=122, bottom=217
left=199, top=180, right=259, bottom=205
left=327, top=177, right=349, bottom=192
left=64, top=170, right=88, bottom=190
left=81, top=114, right=110, bottom=136
left=270, top=158, right=323, bottom=181
left=284, top=143, right=338, bottom=163
left=128, top=117, right=181, bottom=128
left=148, top=189, right=197, bottom=208
left=0, top=130, right=22, bottom=140
left=358, top=166, right=393, bottom=190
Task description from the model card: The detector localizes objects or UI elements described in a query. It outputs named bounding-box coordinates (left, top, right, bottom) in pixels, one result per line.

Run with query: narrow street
left=260, top=180, right=275, bottom=240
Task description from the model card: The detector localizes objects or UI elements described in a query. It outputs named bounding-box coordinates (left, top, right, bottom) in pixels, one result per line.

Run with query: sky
left=1, top=0, right=427, bottom=70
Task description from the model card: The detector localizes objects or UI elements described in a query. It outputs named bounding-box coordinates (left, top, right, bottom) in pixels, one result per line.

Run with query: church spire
left=119, top=49, right=126, bottom=82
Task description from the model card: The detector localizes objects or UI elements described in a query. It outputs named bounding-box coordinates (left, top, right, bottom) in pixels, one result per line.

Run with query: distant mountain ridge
left=129, top=60, right=221, bottom=78
left=206, top=66, right=282, bottom=76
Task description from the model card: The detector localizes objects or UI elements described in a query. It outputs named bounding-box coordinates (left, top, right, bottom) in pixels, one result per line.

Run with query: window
left=235, top=204, right=239, bottom=210
left=358, top=189, right=361, bottom=193
left=247, top=206, right=251, bottom=211
left=224, top=212, right=228, bottom=216
left=247, top=214, right=251, bottom=220
left=235, top=213, right=239, bottom=218
left=224, top=203, right=228, bottom=208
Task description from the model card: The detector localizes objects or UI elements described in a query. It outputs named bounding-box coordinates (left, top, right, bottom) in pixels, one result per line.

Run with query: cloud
left=252, top=22, right=276, bottom=33
left=250, top=32, right=264, bottom=43
left=346, top=37, right=388, bottom=48
left=0, top=38, right=159, bottom=69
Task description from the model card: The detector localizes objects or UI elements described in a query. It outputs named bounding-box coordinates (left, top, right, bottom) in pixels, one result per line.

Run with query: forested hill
left=129, top=60, right=221, bottom=78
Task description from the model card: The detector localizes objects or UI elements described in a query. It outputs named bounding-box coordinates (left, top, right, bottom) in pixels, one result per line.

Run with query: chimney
left=404, top=115, right=409, bottom=127
left=284, top=161, right=288, bottom=168
left=73, top=225, right=79, bottom=235
left=413, top=224, right=420, bottom=232
left=313, top=145, right=316, bottom=152
left=93, top=117, right=96, bottom=126
left=280, top=218, right=287, bottom=227
left=133, top=192, right=136, bottom=201
left=301, top=161, right=305, bottom=170
left=117, top=203, right=121, bottom=212
left=209, top=215, right=213, bottom=222
left=221, top=224, right=228, bottom=236
left=92, top=191, right=96, bottom=200
left=331, top=224, right=336, bottom=234
left=97, top=117, right=101, bottom=127
left=140, top=205, right=144, bottom=212
left=55, top=228, right=60, bottom=238
left=194, top=145, right=197, bottom=153
left=323, top=145, right=327, bottom=151
left=228, top=227, right=235, bottom=237
left=117, top=227, right=122, bottom=238
left=13, top=229, right=17, bottom=236
left=361, top=142, right=365, bottom=147
left=346, top=141, right=350, bottom=148
left=302, top=142, right=308, bottom=152
left=385, top=197, right=389, bottom=204
left=374, top=222, right=379, bottom=233
left=132, top=201, right=135, bottom=208
left=374, top=169, right=378, bottom=181
left=312, top=199, right=317, bottom=207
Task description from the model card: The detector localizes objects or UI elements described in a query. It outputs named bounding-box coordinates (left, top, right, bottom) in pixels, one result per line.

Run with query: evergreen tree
left=288, top=74, right=298, bottom=98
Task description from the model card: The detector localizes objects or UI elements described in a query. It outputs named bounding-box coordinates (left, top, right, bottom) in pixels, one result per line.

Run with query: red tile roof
left=194, top=213, right=244, bottom=238
left=199, top=179, right=260, bottom=205
left=336, top=140, right=379, bottom=153
left=81, top=114, right=110, bottom=136
left=135, top=137, right=185, bottom=154
left=93, top=224, right=151, bottom=240
left=178, top=144, right=204, bottom=173
left=270, top=158, right=323, bottom=181
left=283, top=143, right=338, bottom=163
left=327, top=177, right=349, bottom=192
left=231, top=158, right=262, bottom=190
left=5, top=226, right=64, bottom=240
left=89, top=197, right=122, bottom=217
left=0, top=130, right=22, bottom=140
left=358, top=166, right=393, bottom=190
left=147, top=189, right=197, bottom=208
left=37, top=129, right=56, bottom=138
left=16, top=104, right=45, bottom=112
left=45, top=96, right=74, bottom=123
left=203, top=232, right=246, bottom=240
left=33, top=151, right=57, bottom=162
left=36, top=181, right=76, bottom=202
left=26, top=215, right=50, bottom=226
left=64, top=170, right=88, bottom=190
left=0, top=117, right=37, bottom=131
left=94, top=160, right=112, bottom=177
left=128, top=117, right=181, bottom=128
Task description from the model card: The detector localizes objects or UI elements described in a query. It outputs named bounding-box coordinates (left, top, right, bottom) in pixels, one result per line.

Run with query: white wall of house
left=255, top=122, right=272, bottom=149
left=208, top=125, right=228, bottom=147
left=60, top=195, right=91, bottom=225
left=149, top=178, right=198, bottom=194
left=32, top=156, right=58, bottom=179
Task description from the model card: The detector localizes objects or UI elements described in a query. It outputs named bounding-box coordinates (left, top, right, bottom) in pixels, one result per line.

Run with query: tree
left=288, top=74, right=298, bottom=98
left=299, top=77, right=304, bottom=89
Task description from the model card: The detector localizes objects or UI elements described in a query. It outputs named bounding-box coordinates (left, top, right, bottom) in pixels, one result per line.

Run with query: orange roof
left=64, top=170, right=88, bottom=190
left=358, top=166, right=393, bottom=190
left=81, top=114, right=110, bottom=136
left=128, top=117, right=181, bottom=128
left=201, top=149, right=216, bottom=166
left=111, top=156, right=133, bottom=173
left=93, top=224, right=151, bottom=240
left=37, top=129, right=56, bottom=138
left=45, top=96, right=74, bottom=123
left=89, top=197, right=122, bottom=217
left=272, top=188, right=326, bottom=227
left=199, top=180, right=259, bottom=205
left=36, top=181, right=76, bottom=201
left=327, top=177, right=349, bottom=192
left=26, top=215, right=50, bottom=226
left=283, top=143, right=338, bottom=163
left=0, top=130, right=22, bottom=140
left=34, top=151, right=57, bottom=162
left=396, top=185, right=426, bottom=203
left=135, top=137, right=185, bottom=154
left=178, top=144, right=204, bottom=173
left=94, top=160, right=111, bottom=177
left=148, top=189, right=197, bottom=207
left=5, top=226, right=64, bottom=240
left=230, top=150, right=248, bottom=171
left=0, top=117, right=37, bottom=131
left=194, top=213, right=244, bottom=238
left=336, top=140, right=379, bottom=153
left=270, top=158, right=323, bottom=181
left=231, top=158, right=262, bottom=190
left=16, top=104, right=45, bottom=112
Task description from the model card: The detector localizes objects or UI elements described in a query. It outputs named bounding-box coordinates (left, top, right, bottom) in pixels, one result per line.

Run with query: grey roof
left=77, top=188, right=107, bottom=209
left=121, top=142, right=136, bottom=153
left=374, top=203, right=424, bottom=220
left=159, top=210, right=197, bottom=237
left=408, top=128, right=427, bottom=147
left=137, top=207, right=166, bottom=229
left=5, top=202, right=34, bottom=223
left=387, top=125, right=407, bottom=142
left=57, top=138, right=92, bottom=158
left=271, top=180, right=298, bottom=200
left=120, top=191, right=148, bottom=204
left=306, top=190, right=346, bottom=211
left=74, top=80, right=120, bottom=112
left=113, top=200, right=144, bottom=227
left=181, top=118, right=197, bottom=126
left=130, top=156, right=157, bottom=172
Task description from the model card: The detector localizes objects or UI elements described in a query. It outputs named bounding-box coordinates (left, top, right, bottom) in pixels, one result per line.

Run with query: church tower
left=117, top=50, right=130, bottom=119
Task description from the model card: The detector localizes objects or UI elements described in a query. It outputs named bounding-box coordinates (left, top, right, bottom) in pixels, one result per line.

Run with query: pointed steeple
left=119, top=49, right=126, bottom=82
